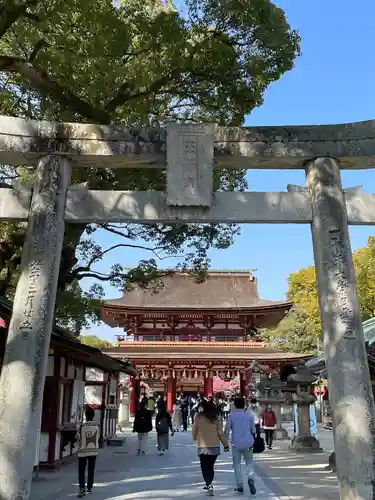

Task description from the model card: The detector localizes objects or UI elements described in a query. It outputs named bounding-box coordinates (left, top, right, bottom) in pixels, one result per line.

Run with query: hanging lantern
left=183, top=369, right=187, bottom=378
left=173, top=369, right=175, bottom=378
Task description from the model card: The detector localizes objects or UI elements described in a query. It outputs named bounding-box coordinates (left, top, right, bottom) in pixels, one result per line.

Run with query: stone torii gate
left=0, top=116, right=375, bottom=499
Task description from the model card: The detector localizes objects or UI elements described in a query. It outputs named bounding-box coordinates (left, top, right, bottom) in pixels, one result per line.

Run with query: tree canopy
left=261, top=306, right=318, bottom=354
left=0, top=0, right=300, bottom=331
left=263, top=237, right=375, bottom=353
left=79, top=335, right=113, bottom=350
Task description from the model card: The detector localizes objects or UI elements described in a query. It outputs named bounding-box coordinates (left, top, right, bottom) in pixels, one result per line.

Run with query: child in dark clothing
left=133, top=400, right=153, bottom=455
left=155, top=403, right=173, bottom=455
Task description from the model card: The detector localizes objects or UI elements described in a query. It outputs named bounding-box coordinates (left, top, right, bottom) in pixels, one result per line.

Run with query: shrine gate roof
left=104, top=270, right=291, bottom=311
left=103, top=341, right=309, bottom=362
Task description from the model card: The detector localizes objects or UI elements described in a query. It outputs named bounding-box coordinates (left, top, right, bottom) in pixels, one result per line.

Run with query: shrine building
left=102, top=270, right=309, bottom=414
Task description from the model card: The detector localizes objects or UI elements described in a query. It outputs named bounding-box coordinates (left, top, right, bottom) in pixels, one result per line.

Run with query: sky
left=82, top=0, right=375, bottom=341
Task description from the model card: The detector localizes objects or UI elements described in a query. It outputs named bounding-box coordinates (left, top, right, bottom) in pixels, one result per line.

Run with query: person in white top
left=248, top=398, right=261, bottom=436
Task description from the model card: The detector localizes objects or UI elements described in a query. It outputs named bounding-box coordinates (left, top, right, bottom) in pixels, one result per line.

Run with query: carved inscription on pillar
left=166, top=123, right=215, bottom=207
left=19, top=261, right=41, bottom=340
left=328, top=229, right=356, bottom=339
left=307, top=158, right=362, bottom=342
left=0, top=155, right=71, bottom=500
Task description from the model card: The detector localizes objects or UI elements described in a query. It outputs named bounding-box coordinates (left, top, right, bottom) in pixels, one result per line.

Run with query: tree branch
left=105, top=69, right=182, bottom=113
left=0, top=56, right=111, bottom=123
left=0, top=0, right=39, bottom=39
left=101, top=223, right=138, bottom=240
left=72, top=242, right=177, bottom=281
left=74, top=272, right=115, bottom=282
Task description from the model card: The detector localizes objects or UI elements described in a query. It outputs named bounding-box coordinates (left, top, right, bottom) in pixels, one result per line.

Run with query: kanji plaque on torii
left=0, top=115, right=374, bottom=500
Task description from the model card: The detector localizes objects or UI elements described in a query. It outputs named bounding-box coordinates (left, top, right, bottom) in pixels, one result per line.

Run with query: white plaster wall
left=46, top=356, right=54, bottom=377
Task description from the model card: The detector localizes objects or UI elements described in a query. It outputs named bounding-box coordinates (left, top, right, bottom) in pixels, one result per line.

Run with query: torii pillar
left=0, top=156, right=71, bottom=500
left=307, top=157, right=375, bottom=499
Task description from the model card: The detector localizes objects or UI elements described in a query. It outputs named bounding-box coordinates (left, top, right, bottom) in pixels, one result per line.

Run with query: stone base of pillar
left=274, top=427, right=290, bottom=440
left=290, top=435, right=323, bottom=453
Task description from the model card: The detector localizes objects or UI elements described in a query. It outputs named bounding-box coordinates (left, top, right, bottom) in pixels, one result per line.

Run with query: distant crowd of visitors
left=73, top=393, right=277, bottom=497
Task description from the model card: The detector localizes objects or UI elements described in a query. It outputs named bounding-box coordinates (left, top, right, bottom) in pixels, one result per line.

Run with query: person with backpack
left=225, top=397, right=257, bottom=495
left=155, top=402, right=173, bottom=455
left=133, top=400, right=153, bottom=455
left=76, top=406, right=100, bottom=498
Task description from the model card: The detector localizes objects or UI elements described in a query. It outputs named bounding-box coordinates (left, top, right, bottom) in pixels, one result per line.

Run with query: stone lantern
left=256, top=374, right=289, bottom=439
left=287, top=361, right=322, bottom=453
left=118, top=385, right=130, bottom=430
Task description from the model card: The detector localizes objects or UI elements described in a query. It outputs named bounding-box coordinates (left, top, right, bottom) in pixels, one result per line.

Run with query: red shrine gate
left=102, top=270, right=307, bottom=414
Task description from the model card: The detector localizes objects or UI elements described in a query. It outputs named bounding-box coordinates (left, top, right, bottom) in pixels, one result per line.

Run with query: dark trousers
left=78, top=456, right=96, bottom=490
left=264, top=429, right=274, bottom=447
left=182, top=411, right=188, bottom=431
left=199, top=454, right=218, bottom=486
left=255, top=423, right=261, bottom=437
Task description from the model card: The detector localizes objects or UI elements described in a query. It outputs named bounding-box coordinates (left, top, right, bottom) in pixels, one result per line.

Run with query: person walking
left=261, top=404, right=277, bottom=450
left=155, top=402, right=173, bottom=455
left=249, top=397, right=261, bottom=437
left=172, top=401, right=183, bottom=432
left=76, top=406, right=100, bottom=498
left=181, top=396, right=189, bottom=431
left=225, top=397, right=257, bottom=495
left=133, top=400, right=153, bottom=455
left=192, top=400, right=229, bottom=496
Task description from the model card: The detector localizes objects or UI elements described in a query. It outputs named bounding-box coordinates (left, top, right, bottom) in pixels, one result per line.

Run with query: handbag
left=253, top=435, right=265, bottom=454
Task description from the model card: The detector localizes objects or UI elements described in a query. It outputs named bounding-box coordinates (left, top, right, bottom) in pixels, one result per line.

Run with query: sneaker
left=141, top=451, right=146, bottom=455
left=203, top=486, right=208, bottom=491
left=159, top=451, right=164, bottom=456
left=207, top=485, right=214, bottom=496
left=137, top=449, right=141, bottom=456
left=77, top=490, right=86, bottom=498
left=248, top=478, right=256, bottom=496
left=86, top=490, right=92, bottom=495
left=234, top=487, right=244, bottom=493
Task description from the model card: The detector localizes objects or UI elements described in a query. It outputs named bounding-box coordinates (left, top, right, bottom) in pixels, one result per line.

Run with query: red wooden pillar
left=204, top=371, right=213, bottom=398
left=167, top=374, right=176, bottom=413
left=130, top=376, right=140, bottom=417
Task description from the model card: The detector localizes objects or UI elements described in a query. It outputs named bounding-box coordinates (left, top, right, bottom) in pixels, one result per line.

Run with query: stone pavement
left=30, top=424, right=340, bottom=500
left=255, top=423, right=339, bottom=500
left=30, top=429, right=279, bottom=500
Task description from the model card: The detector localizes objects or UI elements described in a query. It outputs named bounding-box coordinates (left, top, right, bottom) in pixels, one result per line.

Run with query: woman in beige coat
left=192, top=400, right=229, bottom=496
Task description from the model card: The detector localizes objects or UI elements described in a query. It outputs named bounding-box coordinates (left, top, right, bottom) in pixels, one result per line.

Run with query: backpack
left=157, top=415, right=169, bottom=434
left=253, top=435, right=265, bottom=454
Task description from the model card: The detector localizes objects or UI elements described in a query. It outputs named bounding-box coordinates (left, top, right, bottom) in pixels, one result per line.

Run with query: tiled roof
left=104, top=271, right=291, bottom=310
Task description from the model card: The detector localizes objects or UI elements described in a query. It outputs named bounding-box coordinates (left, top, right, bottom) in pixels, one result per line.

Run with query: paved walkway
left=30, top=424, right=340, bottom=500
left=255, top=424, right=339, bottom=500
left=30, top=430, right=280, bottom=500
